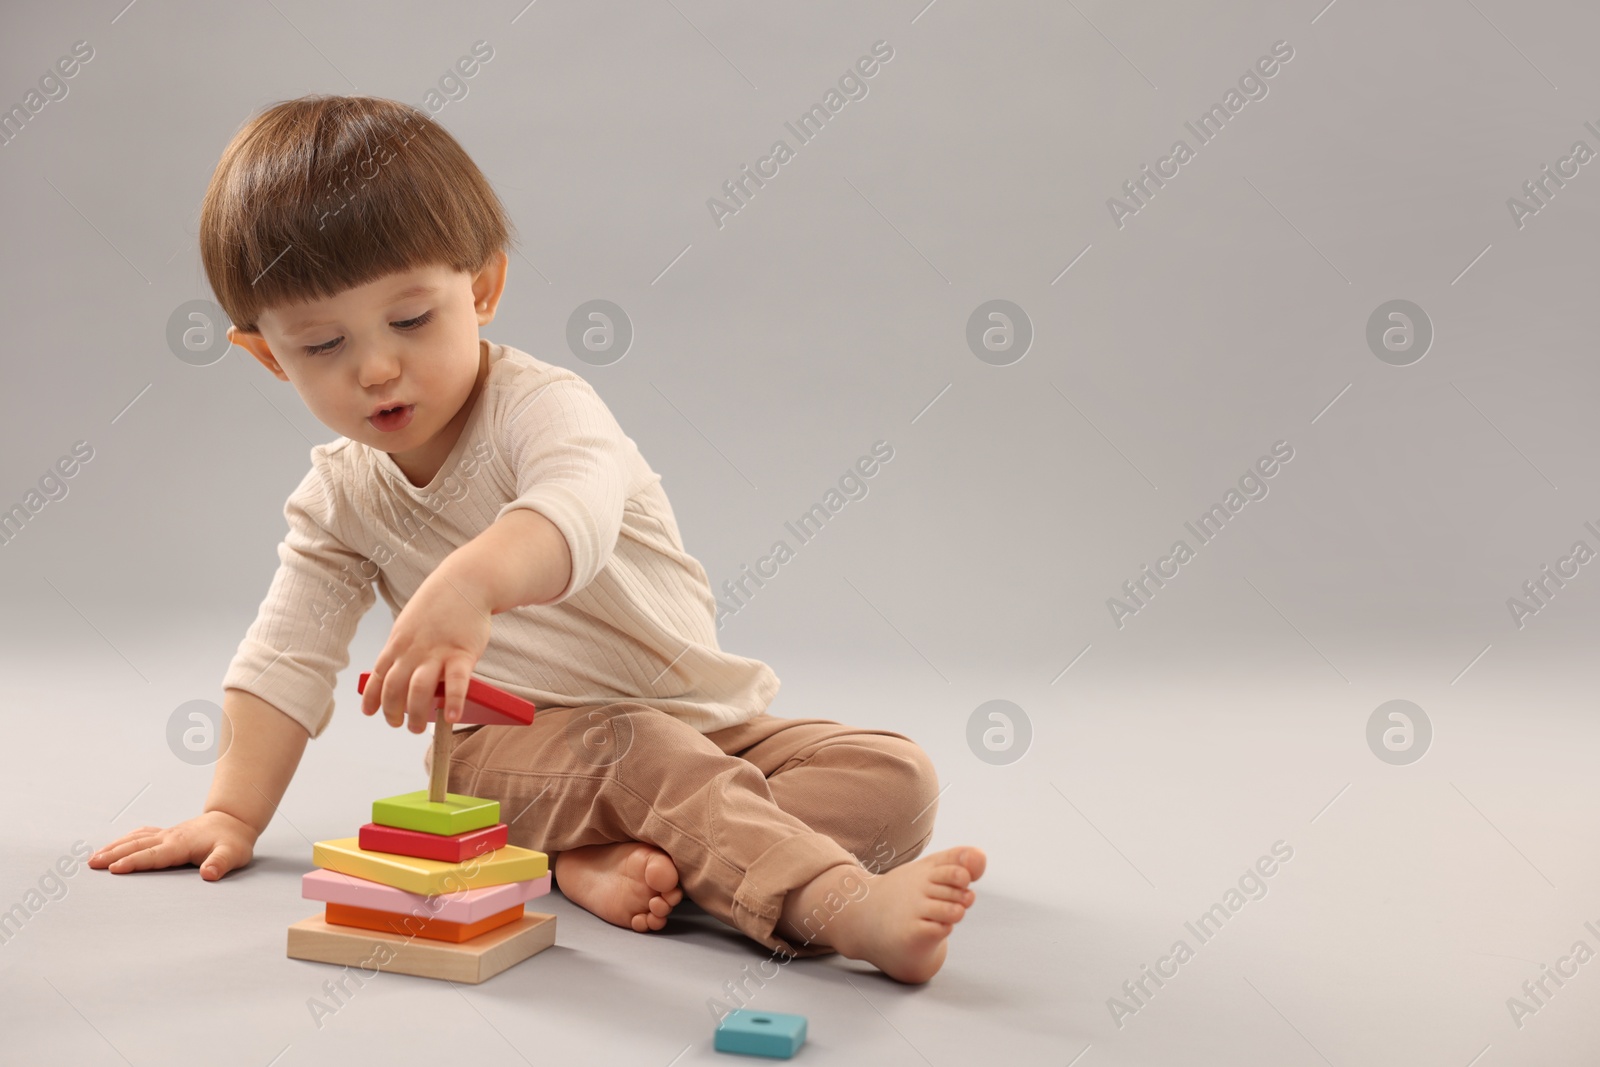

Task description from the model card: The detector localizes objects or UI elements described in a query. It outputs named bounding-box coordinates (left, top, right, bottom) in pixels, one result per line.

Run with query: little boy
left=89, top=94, right=983, bottom=983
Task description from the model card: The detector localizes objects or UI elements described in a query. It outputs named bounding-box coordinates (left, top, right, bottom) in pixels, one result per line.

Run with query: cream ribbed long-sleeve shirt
left=221, top=340, right=778, bottom=739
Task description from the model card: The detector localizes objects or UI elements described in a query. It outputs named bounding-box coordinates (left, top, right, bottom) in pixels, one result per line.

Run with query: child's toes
left=955, top=847, right=987, bottom=881
left=642, top=852, right=679, bottom=894
left=931, top=864, right=972, bottom=890
left=648, top=895, right=673, bottom=918
left=663, top=886, right=684, bottom=907
left=924, top=882, right=969, bottom=904
left=920, top=898, right=966, bottom=924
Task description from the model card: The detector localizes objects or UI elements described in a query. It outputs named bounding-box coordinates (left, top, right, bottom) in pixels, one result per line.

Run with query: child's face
left=229, top=252, right=507, bottom=472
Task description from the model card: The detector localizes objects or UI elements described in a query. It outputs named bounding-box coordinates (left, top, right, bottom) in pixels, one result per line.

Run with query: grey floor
left=5, top=620, right=1599, bottom=1067
left=8, top=0, right=1600, bottom=1062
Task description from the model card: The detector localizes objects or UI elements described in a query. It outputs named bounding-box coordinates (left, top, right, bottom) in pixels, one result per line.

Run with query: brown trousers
left=426, top=703, right=941, bottom=957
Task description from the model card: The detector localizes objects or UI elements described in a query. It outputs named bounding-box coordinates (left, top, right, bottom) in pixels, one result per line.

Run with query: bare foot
left=551, top=841, right=684, bottom=932
left=778, top=846, right=987, bottom=984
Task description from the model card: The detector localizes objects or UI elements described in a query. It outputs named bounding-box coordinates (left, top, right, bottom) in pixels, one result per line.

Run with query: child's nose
left=357, top=349, right=403, bottom=388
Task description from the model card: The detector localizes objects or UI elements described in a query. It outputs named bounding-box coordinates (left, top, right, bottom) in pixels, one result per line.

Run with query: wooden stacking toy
left=286, top=675, right=555, bottom=983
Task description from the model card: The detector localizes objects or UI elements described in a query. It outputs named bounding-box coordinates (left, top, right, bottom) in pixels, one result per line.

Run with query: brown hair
left=199, top=94, right=518, bottom=333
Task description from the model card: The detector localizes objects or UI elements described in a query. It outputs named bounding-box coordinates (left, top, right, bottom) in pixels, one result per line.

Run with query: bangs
left=200, top=95, right=516, bottom=332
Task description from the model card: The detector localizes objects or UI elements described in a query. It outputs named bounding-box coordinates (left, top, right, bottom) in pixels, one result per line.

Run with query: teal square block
left=714, top=1009, right=807, bottom=1059
left=371, top=790, right=500, bottom=836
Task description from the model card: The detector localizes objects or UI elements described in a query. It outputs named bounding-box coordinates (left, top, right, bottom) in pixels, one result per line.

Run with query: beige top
left=221, top=340, right=778, bottom=739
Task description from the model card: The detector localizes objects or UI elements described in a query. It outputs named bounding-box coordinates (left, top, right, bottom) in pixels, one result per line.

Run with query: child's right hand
left=88, top=810, right=259, bottom=881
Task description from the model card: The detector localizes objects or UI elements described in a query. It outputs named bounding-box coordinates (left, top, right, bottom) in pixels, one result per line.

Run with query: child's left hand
left=361, top=568, right=493, bottom=733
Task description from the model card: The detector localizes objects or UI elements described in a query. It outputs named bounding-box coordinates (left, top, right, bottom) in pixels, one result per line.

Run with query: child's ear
left=472, top=249, right=508, bottom=325
left=228, top=325, right=290, bottom=382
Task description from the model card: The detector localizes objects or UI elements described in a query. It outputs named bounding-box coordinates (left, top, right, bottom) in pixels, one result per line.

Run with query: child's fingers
left=88, top=827, right=160, bottom=864
left=99, top=825, right=163, bottom=850
left=406, top=688, right=432, bottom=732
left=379, top=670, right=408, bottom=729
left=442, top=660, right=471, bottom=723
left=407, top=665, right=443, bottom=733
left=107, top=835, right=188, bottom=873
left=361, top=660, right=391, bottom=717
left=200, top=841, right=246, bottom=880
left=90, top=832, right=164, bottom=868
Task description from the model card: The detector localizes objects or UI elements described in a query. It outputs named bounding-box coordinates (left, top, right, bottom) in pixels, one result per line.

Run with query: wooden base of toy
left=287, top=911, right=556, bottom=984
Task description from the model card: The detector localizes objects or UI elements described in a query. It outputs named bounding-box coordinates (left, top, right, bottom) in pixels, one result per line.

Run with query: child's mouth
left=369, top=404, right=414, bottom=433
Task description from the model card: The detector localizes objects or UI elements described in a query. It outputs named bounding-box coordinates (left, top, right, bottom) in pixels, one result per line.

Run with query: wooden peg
left=429, top=707, right=453, bottom=803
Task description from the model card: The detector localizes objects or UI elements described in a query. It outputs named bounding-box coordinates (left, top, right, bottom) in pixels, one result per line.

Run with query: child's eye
left=302, top=310, right=435, bottom=356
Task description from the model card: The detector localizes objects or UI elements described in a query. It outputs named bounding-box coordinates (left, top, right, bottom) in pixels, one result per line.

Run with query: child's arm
left=89, top=686, right=308, bottom=879
left=359, top=508, right=572, bottom=730
left=360, top=374, right=628, bottom=729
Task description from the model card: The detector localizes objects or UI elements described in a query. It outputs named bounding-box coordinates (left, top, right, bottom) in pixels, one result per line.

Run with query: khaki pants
left=426, top=703, right=940, bottom=957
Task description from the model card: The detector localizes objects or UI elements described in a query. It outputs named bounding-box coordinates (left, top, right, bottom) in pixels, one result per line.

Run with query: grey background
left=4, top=1, right=1599, bottom=1064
